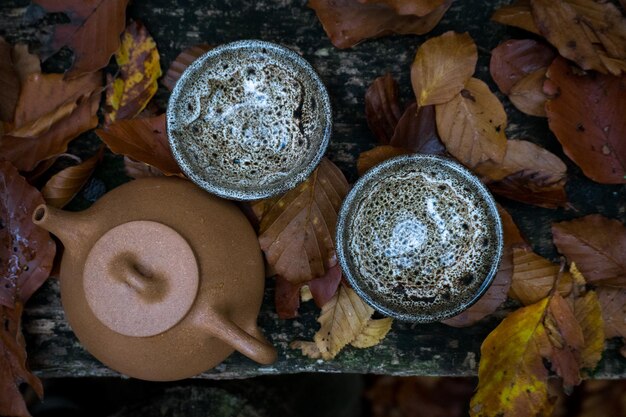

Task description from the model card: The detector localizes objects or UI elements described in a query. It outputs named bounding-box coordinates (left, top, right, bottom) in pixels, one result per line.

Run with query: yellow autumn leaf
left=314, top=284, right=374, bottom=360
left=105, top=21, right=161, bottom=124
left=351, top=317, right=393, bottom=349
left=573, top=291, right=604, bottom=371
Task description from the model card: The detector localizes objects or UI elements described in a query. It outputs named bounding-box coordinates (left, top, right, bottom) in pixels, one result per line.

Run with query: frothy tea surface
left=167, top=41, right=331, bottom=200
left=337, top=156, right=502, bottom=322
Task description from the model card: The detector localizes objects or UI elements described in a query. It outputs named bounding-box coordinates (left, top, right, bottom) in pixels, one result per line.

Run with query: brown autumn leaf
left=96, top=114, right=183, bottom=177
left=308, top=0, right=452, bottom=49
left=351, top=317, right=393, bottom=348
left=497, top=203, right=527, bottom=248
left=491, top=0, right=541, bottom=35
left=0, top=39, right=40, bottom=122
left=435, top=77, right=508, bottom=168
left=289, top=340, right=322, bottom=359
left=308, top=262, right=343, bottom=308
left=508, top=68, right=551, bottom=117
left=163, top=44, right=213, bottom=91
left=275, top=276, right=302, bottom=319
left=313, top=283, right=374, bottom=359
left=33, top=0, right=130, bottom=78
left=123, top=156, right=165, bottom=179
left=530, top=0, right=626, bottom=75
left=104, top=21, right=162, bottom=124
left=0, top=304, right=43, bottom=417
left=358, top=0, right=446, bottom=16
left=596, top=287, right=625, bottom=339
left=572, top=291, right=604, bottom=371
left=411, top=31, right=478, bottom=107
left=552, top=214, right=626, bottom=287
left=476, top=139, right=568, bottom=209
left=41, top=147, right=104, bottom=208
left=544, top=57, right=626, bottom=184
left=256, top=158, right=349, bottom=284
left=357, top=145, right=412, bottom=176
left=389, top=103, right=446, bottom=154
left=364, top=73, right=403, bottom=144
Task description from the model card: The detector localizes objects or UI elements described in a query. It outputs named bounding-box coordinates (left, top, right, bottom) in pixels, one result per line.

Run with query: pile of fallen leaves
left=0, top=0, right=624, bottom=416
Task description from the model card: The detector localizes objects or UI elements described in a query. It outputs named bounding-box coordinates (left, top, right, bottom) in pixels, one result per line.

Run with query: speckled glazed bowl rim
left=336, top=154, right=504, bottom=323
left=166, top=39, right=332, bottom=201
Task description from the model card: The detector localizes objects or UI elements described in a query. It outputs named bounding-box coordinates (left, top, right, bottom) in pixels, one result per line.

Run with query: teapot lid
left=83, top=220, right=199, bottom=337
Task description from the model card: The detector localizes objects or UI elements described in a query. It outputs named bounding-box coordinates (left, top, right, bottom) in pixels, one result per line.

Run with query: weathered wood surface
left=1, top=0, right=625, bottom=379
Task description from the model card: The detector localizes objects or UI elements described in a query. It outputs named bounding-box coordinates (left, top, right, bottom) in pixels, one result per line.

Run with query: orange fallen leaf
left=163, top=44, right=213, bottom=91
left=357, top=145, right=412, bottom=176
left=596, top=287, right=625, bottom=339
left=105, top=21, right=162, bottom=124
left=508, top=68, right=551, bottom=117
left=389, top=103, right=445, bottom=154
left=41, top=147, right=104, bottom=208
left=96, top=114, right=183, bottom=177
left=123, top=156, right=164, bottom=179
left=411, top=31, right=478, bottom=107
left=365, top=73, right=403, bottom=144
left=33, top=0, right=130, bottom=78
left=435, top=77, right=508, bottom=168
left=491, top=0, right=540, bottom=35
left=256, top=158, right=349, bottom=284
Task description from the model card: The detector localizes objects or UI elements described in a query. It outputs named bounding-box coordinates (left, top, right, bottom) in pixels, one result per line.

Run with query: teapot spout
left=32, top=204, right=94, bottom=254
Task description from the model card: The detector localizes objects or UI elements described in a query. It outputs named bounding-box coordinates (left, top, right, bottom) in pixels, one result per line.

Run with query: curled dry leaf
left=491, top=0, right=540, bottom=35
left=96, top=114, right=183, bottom=177
left=390, top=103, right=445, bottom=154
left=33, top=0, right=130, bottom=78
left=308, top=0, right=452, bottom=49
left=530, top=0, right=626, bottom=75
left=41, top=147, right=104, bottom=208
left=357, top=145, right=412, bottom=176
left=411, top=31, right=478, bottom=107
left=0, top=39, right=40, bottom=122
left=435, top=77, right=508, bottom=168
left=313, top=283, right=374, bottom=360
left=552, top=214, right=626, bottom=287
left=365, top=73, right=403, bottom=144
left=545, top=57, right=626, bottom=184
left=256, top=158, right=349, bottom=284
left=596, top=287, right=625, bottom=339
left=163, top=44, right=213, bottom=91
left=105, top=21, right=162, bottom=124
left=572, top=291, right=604, bottom=371
left=351, top=317, right=393, bottom=348
left=358, top=0, right=446, bottom=17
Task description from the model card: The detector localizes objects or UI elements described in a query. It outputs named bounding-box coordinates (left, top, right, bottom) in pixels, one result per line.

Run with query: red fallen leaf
left=163, top=44, right=213, bottom=91
left=308, top=0, right=452, bottom=49
left=33, top=0, right=130, bottom=78
left=489, top=39, right=555, bottom=95
left=389, top=103, right=445, bottom=154
left=596, top=287, right=625, bottom=339
left=491, top=0, right=541, bottom=35
left=275, top=276, right=302, bottom=319
left=309, top=262, right=343, bottom=308
left=41, top=147, right=104, bottom=208
left=357, top=145, right=412, bottom=176
left=552, top=214, right=626, bottom=287
left=530, top=0, right=626, bottom=75
left=364, top=73, right=403, bottom=145
left=544, top=57, right=626, bottom=184
left=256, top=158, right=349, bottom=284
left=0, top=39, right=40, bottom=122
left=0, top=304, right=43, bottom=417
left=95, top=114, right=183, bottom=177
left=358, top=0, right=446, bottom=17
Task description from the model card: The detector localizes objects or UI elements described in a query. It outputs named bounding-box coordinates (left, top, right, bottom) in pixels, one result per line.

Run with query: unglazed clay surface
left=167, top=40, right=332, bottom=200
left=337, top=155, right=503, bottom=322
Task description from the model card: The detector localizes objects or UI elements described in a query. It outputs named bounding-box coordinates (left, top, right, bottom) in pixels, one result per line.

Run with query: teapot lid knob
left=83, top=221, right=199, bottom=337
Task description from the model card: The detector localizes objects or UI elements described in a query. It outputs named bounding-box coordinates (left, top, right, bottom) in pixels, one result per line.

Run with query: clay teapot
left=32, top=177, right=277, bottom=381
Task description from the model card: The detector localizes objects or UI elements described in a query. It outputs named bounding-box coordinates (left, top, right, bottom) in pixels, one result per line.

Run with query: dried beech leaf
left=498, top=204, right=527, bottom=248
left=490, top=39, right=555, bottom=95
left=365, top=73, right=403, bottom=144
left=257, top=158, right=349, bottom=284
left=351, top=317, right=393, bottom=348
left=491, top=0, right=541, bottom=35
left=531, top=0, right=626, bottom=75
left=290, top=340, right=322, bottom=359
left=552, top=214, right=626, bottom=287
left=96, top=114, right=183, bottom=177
left=308, top=262, right=343, bottom=308
left=596, top=287, right=625, bottom=339
left=314, top=284, right=374, bottom=360
left=572, top=291, right=604, bottom=370
left=275, top=276, right=302, bottom=319
left=41, top=148, right=103, bottom=208
left=0, top=40, right=40, bottom=123
left=476, top=139, right=568, bottom=209
left=358, top=0, right=445, bottom=17
left=105, top=21, right=162, bottom=124
left=0, top=304, right=43, bottom=417
left=308, top=0, right=452, bottom=49
left=389, top=103, right=445, bottom=154
left=545, top=57, right=626, bottom=184
left=411, top=31, right=478, bottom=107
left=435, top=78, right=508, bottom=168
left=123, top=156, right=164, bottom=179
left=11, top=44, right=40, bottom=83
left=357, top=145, right=412, bottom=176
left=163, top=44, right=213, bottom=91
left=508, top=68, right=550, bottom=117
left=33, top=0, right=130, bottom=78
